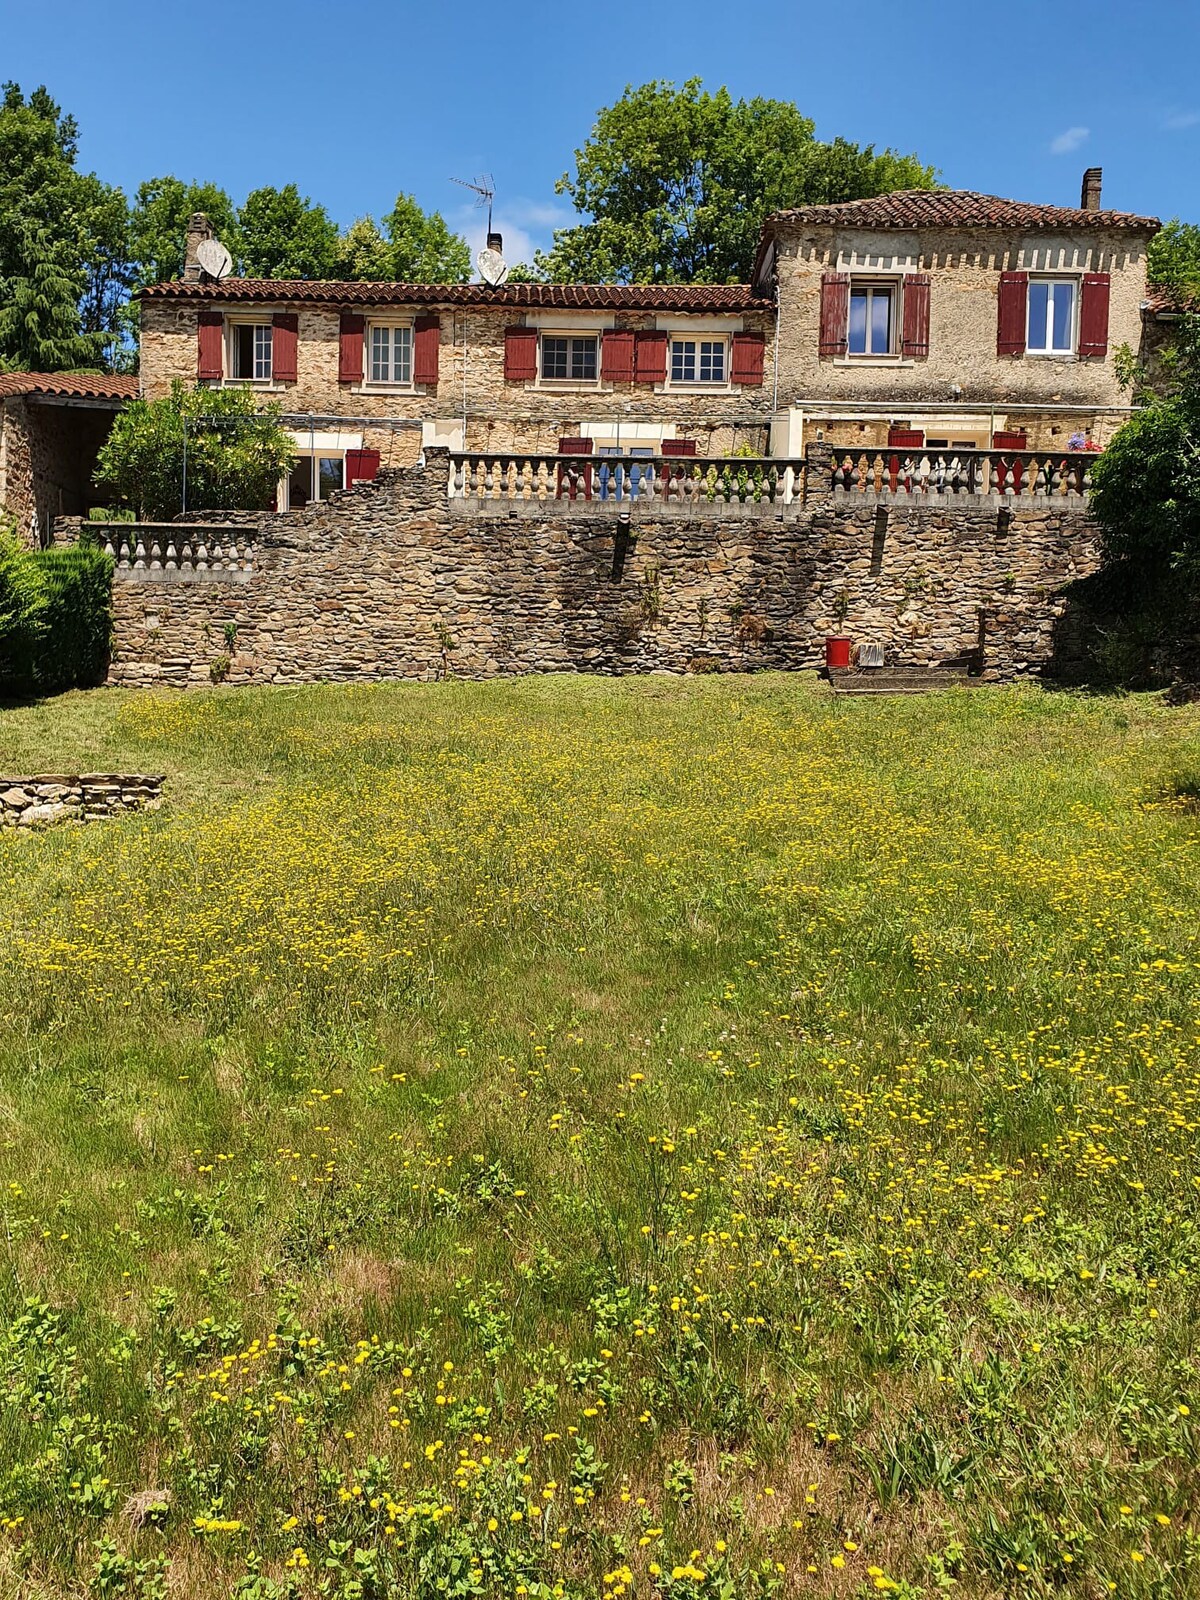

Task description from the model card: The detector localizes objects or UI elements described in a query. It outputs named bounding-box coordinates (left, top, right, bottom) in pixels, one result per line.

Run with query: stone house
left=0, top=372, right=138, bottom=545
left=135, top=170, right=1160, bottom=508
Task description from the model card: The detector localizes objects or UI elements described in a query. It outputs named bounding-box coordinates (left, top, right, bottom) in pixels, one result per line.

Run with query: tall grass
left=0, top=675, right=1197, bottom=1599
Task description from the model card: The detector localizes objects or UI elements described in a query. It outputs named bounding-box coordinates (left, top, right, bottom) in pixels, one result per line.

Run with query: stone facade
left=100, top=447, right=1098, bottom=689
left=0, top=392, right=125, bottom=546
left=138, top=297, right=777, bottom=469
left=0, top=774, right=165, bottom=828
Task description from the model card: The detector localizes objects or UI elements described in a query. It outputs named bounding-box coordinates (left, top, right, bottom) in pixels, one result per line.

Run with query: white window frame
left=538, top=332, right=600, bottom=387
left=667, top=336, right=728, bottom=388
left=846, top=280, right=897, bottom=359
left=365, top=320, right=414, bottom=388
left=227, top=318, right=274, bottom=383
left=1026, top=277, right=1078, bottom=357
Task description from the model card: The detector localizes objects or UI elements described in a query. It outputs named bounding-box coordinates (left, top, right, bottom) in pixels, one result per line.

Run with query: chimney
left=486, top=230, right=503, bottom=255
left=183, top=212, right=214, bottom=281
left=1080, top=168, right=1102, bottom=212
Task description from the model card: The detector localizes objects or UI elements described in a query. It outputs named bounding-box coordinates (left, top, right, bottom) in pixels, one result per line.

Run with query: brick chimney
left=182, top=212, right=214, bottom=282
left=1080, top=168, right=1102, bottom=212
left=486, top=230, right=503, bottom=254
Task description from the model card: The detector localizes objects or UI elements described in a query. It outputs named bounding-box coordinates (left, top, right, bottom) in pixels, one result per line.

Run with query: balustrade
left=95, top=523, right=256, bottom=576
left=830, top=447, right=1093, bottom=501
left=448, top=453, right=806, bottom=508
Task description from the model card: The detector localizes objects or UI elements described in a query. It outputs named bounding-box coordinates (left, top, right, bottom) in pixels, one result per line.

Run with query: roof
left=137, top=278, right=767, bottom=311
left=762, top=189, right=1161, bottom=234
left=0, top=371, right=139, bottom=401
left=1141, top=284, right=1198, bottom=318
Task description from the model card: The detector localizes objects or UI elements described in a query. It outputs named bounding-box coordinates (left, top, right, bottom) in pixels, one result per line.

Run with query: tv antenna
left=451, top=174, right=495, bottom=235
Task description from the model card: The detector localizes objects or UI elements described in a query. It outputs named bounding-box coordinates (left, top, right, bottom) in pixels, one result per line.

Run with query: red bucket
left=825, top=636, right=852, bottom=671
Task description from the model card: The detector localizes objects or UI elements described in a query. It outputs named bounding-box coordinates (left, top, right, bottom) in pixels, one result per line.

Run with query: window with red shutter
left=1078, top=272, right=1111, bottom=358
left=345, top=448, right=381, bottom=483
left=271, top=313, right=298, bottom=383
left=634, top=330, right=668, bottom=384
left=197, top=312, right=223, bottom=381
left=601, top=329, right=635, bottom=382
left=887, top=427, right=925, bottom=448
left=901, top=275, right=930, bottom=359
left=730, top=333, right=765, bottom=385
left=819, top=274, right=850, bottom=358
left=413, top=315, right=440, bottom=385
left=504, top=326, right=538, bottom=382
left=338, top=313, right=364, bottom=385
left=997, top=272, right=1028, bottom=357
left=660, top=439, right=698, bottom=457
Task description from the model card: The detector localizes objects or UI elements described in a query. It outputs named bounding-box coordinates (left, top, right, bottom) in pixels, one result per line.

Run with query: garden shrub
left=0, top=529, right=112, bottom=699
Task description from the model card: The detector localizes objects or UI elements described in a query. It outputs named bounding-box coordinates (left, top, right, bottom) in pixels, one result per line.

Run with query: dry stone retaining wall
left=0, top=774, right=165, bottom=828
left=93, top=447, right=1100, bottom=689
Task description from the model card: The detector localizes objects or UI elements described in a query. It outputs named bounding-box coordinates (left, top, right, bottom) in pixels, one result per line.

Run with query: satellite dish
left=196, top=237, right=234, bottom=280
left=477, top=247, right=509, bottom=287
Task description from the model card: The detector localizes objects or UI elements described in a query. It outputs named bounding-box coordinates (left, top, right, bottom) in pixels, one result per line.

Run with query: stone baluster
left=102, top=532, right=116, bottom=558
left=149, top=538, right=163, bottom=570
left=452, top=457, right=463, bottom=497
left=484, top=458, right=495, bottom=497
left=1050, top=457, right=1063, bottom=497
left=179, top=540, right=192, bottom=569
left=165, top=539, right=178, bottom=571
left=227, top=541, right=240, bottom=569
left=212, top=542, right=226, bottom=570
left=133, top=538, right=147, bottom=570
left=195, top=541, right=208, bottom=571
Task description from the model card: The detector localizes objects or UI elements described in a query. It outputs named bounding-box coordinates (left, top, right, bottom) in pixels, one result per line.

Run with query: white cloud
left=1050, top=125, right=1090, bottom=155
left=450, top=195, right=574, bottom=275
left=1163, top=108, right=1200, bottom=131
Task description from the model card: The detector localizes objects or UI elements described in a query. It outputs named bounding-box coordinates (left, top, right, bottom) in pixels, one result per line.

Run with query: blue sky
left=3, top=0, right=1196, bottom=268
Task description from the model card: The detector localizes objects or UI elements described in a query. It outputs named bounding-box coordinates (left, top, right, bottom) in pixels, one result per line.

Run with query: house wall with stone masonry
left=96, top=447, right=1098, bottom=690
left=1, top=397, right=115, bottom=546
left=139, top=301, right=778, bottom=462
left=772, top=223, right=1153, bottom=445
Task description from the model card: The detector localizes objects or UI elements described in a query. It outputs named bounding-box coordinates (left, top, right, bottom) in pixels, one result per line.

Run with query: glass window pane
left=318, top=458, right=344, bottom=500
left=370, top=326, right=387, bottom=382
left=1028, top=282, right=1049, bottom=351
left=848, top=292, right=868, bottom=354
left=1051, top=282, right=1073, bottom=350
left=394, top=327, right=411, bottom=383
left=543, top=337, right=567, bottom=379
left=254, top=324, right=272, bottom=379
left=870, top=291, right=891, bottom=353
left=287, top=456, right=313, bottom=508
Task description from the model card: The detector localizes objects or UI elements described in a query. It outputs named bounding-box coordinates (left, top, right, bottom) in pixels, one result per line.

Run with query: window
left=1027, top=279, right=1076, bottom=355
left=287, top=455, right=344, bottom=509
left=231, top=322, right=273, bottom=381
left=670, top=339, right=725, bottom=384
left=848, top=284, right=894, bottom=356
left=368, top=324, right=412, bottom=385
left=541, top=335, right=597, bottom=382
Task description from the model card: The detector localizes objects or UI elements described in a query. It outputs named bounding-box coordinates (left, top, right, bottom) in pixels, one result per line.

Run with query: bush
left=0, top=530, right=112, bottom=700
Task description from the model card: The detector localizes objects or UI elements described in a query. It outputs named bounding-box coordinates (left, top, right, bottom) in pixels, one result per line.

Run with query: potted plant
left=825, top=589, right=852, bottom=671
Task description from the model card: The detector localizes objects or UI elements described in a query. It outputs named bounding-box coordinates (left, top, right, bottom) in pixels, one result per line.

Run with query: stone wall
left=139, top=301, right=777, bottom=461
left=0, top=774, right=165, bottom=828
left=772, top=223, right=1152, bottom=437
left=98, top=447, right=1099, bottom=689
left=0, top=397, right=118, bottom=546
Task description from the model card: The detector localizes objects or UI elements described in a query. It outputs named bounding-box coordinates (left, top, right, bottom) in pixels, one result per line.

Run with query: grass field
left=1, top=674, right=1199, bottom=1600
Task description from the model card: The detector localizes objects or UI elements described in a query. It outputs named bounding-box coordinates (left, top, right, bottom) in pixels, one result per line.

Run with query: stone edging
left=0, top=774, right=165, bottom=828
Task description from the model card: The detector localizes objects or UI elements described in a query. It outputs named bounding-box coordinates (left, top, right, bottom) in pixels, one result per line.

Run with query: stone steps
left=829, top=667, right=976, bottom=696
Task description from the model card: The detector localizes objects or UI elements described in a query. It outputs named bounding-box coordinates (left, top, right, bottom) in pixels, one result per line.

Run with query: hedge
left=0, top=531, right=114, bottom=699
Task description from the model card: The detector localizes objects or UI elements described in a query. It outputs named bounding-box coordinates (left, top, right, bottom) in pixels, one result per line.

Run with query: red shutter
left=601, top=329, right=635, bottom=382
left=557, top=437, right=593, bottom=454
left=819, top=273, right=850, bottom=358
left=271, top=313, right=298, bottom=382
left=413, top=315, right=440, bottom=385
left=887, top=427, right=925, bottom=448
left=1078, top=272, right=1111, bottom=358
left=997, top=272, right=1028, bottom=357
left=197, top=312, right=223, bottom=380
left=504, top=326, right=538, bottom=381
left=992, top=430, right=1028, bottom=450
left=730, top=332, right=765, bottom=385
left=338, top=313, right=364, bottom=384
left=901, top=275, right=930, bottom=359
left=634, top=330, right=668, bottom=384
left=660, top=439, right=698, bottom=456
left=345, top=448, right=380, bottom=483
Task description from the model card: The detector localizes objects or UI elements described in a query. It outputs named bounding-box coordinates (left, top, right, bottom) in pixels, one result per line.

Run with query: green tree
left=333, top=216, right=394, bottom=280
left=380, top=193, right=471, bottom=282
left=238, top=183, right=340, bottom=279
left=1090, top=313, right=1200, bottom=580
left=1147, top=219, right=1200, bottom=293
left=537, top=79, right=938, bottom=284
left=0, top=82, right=126, bottom=370
left=129, top=176, right=240, bottom=287
left=94, top=382, right=295, bottom=521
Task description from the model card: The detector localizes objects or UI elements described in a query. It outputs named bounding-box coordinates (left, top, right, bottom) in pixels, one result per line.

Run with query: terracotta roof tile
left=764, top=189, right=1160, bottom=233
left=0, top=371, right=138, bottom=400
left=137, top=279, right=767, bottom=311
left=1142, top=284, right=1198, bottom=317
